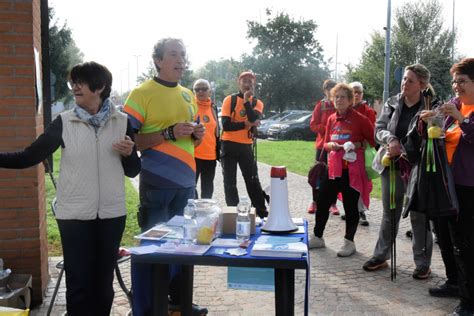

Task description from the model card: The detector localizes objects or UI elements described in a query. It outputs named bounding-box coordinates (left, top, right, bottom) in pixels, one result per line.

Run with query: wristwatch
left=462, top=117, right=470, bottom=124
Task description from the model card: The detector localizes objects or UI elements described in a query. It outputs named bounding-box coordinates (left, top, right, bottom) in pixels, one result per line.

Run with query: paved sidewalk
left=32, top=162, right=457, bottom=315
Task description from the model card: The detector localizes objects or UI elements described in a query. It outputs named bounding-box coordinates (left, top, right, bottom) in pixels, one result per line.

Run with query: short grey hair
left=193, top=79, right=211, bottom=90
left=151, top=38, right=184, bottom=72
left=350, top=81, right=363, bottom=91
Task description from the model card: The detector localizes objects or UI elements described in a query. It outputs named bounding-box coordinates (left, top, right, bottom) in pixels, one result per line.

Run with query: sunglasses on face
left=194, top=87, right=209, bottom=93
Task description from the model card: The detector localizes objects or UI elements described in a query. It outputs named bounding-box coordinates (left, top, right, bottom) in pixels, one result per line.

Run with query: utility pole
left=383, top=0, right=392, bottom=103
left=335, top=33, right=339, bottom=81
left=133, top=54, right=141, bottom=85
left=451, top=0, right=455, bottom=62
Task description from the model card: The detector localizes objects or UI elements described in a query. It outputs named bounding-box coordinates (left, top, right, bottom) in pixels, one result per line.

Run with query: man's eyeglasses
left=194, top=87, right=209, bottom=93
left=353, top=90, right=363, bottom=95
left=67, top=80, right=84, bottom=90
left=451, top=79, right=474, bottom=86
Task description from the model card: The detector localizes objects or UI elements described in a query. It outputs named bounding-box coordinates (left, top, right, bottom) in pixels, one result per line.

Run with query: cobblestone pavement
left=32, top=161, right=457, bottom=315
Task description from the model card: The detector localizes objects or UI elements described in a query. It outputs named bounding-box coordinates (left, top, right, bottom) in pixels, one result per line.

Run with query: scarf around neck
left=74, top=98, right=112, bottom=133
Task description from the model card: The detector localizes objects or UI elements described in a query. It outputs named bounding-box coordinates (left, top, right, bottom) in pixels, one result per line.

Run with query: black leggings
left=195, top=158, right=217, bottom=199
left=314, top=170, right=360, bottom=241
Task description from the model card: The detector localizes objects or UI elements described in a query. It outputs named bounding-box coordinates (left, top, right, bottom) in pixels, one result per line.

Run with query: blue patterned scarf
left=74, top=98, right=112, bottom=133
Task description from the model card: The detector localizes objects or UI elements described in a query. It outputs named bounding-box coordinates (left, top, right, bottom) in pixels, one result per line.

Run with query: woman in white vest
left=0, top=61, right=140, bottom=315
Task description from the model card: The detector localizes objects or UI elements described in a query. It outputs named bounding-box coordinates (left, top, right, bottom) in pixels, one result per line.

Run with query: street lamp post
left=133, top=54, right=141, bottom=86
left=383, top=0, right=392, bottom=103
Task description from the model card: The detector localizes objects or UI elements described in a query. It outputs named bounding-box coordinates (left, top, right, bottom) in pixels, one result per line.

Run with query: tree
left=194, top=58, right=243, bottom=105
left=346, top=0, right=455, bottom=101
left=48, top=8, right=83, bottom=102
left=242, top=10, right=330, bottom=113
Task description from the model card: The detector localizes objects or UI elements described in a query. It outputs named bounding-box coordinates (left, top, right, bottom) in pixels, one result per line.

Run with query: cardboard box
left=221, top=206, right=256, bottom=235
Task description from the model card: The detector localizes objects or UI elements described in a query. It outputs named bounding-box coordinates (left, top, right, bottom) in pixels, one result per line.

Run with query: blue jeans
left=133, top=182, right=195, bottom=314
left=138, top=181, right=195, bottom=231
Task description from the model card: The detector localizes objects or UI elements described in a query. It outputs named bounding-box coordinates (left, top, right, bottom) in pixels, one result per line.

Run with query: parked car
left=257, top=110, right=309, bottom=139
left=267, top=111, right=315, bottom=140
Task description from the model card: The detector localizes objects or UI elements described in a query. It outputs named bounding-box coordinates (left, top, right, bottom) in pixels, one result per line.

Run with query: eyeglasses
left=67, top=80, right=84, bottom=90
left=451, top=79, right=474, bottom=86
left=194, top=87, right=209, bottom=93
left=353, top=90, right=363, bottom=95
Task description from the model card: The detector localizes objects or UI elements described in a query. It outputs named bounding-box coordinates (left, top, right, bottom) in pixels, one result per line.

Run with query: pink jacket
left=327, top=148, right=371, bottom=208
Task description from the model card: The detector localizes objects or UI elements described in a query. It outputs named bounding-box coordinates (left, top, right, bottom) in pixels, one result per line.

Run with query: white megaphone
left=262, top=166, right=298, bottom=233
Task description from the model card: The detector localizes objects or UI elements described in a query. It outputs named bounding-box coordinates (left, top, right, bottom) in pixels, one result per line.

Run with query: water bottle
left=183, top=199, right=197, bottom=244
left=236, top=196, right=251, bottom=242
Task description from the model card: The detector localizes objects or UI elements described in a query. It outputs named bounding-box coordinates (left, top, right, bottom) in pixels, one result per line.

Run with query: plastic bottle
left=183, top=199, right=197, bottom=244
left=236, top=196, right=251, bottom=242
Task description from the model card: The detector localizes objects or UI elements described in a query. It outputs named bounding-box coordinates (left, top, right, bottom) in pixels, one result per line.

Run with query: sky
left=49, top=0, right=473, bottom=94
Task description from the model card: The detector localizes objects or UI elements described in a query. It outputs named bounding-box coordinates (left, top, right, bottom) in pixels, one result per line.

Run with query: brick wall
left=0, top=0, right=49, bottom=305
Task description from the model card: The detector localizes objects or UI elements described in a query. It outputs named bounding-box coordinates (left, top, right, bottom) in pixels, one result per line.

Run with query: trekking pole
left=43, top=159, right=57, bottom=190
left=389, top=159, right=397, bottom=281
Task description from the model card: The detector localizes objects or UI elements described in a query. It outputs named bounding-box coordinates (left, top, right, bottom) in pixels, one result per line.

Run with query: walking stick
left=389, top=159, right=397, bottom=281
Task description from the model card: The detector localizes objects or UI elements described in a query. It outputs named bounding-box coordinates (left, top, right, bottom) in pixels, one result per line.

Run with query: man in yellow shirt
left=220, top=71, right=268, bottom=218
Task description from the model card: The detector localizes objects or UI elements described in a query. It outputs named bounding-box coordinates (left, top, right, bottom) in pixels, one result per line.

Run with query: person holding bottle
left=308, top=83, right=375, bottom=257
left=363, top=64, right=434, bottom=280
left=419, top=58, right=474, bottom=315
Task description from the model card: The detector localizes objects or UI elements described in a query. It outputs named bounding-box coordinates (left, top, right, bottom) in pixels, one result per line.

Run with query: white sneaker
left=337, top=238, right=356, bottom=257
left=308, top=236, right=325, bottom=249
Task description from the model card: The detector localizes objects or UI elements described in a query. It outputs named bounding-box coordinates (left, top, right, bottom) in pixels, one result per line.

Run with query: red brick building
left=0, top=0, right=49, bottom=305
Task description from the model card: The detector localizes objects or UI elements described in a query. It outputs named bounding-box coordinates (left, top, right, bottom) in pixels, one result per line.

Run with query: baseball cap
left=238, top=71, right=256, bottom=81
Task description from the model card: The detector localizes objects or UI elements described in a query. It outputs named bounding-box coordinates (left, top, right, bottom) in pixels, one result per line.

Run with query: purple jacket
left=445, top=100, right=474, bottom=187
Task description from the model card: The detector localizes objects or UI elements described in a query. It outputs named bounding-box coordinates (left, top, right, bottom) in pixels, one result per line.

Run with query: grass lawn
left=256, top=139, right=382, bottom=199
left=45, top=151, right=140, bottom=255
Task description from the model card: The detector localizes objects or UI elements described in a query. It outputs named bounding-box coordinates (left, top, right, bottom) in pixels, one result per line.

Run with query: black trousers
left=314, top=170, right=360, bottom=241
left=57, top=215, right=126, bottom=316
left=195, top=158, right=217, bottom=199
left=221, top=141, right=266, bottom=216
left=311, top=148, right=327, bottom=202
left=432, top=216, right=458, bottom=284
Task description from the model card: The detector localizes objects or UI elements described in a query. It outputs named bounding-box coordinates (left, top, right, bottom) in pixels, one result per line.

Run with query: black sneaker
left=257, top=209, right=269, bottom=219
left=359, top=211, right=369, bottom=226
left=453, top=302, right=474, bottom=316
left=363, top=258, right=388, bottom=271
left=412, top=266, right=431, bottom=280
left=168, top=302, right=208, bottom=316
left=429, top=281, right=459, bottom=297
left=341, top=214, right=346, bottom=220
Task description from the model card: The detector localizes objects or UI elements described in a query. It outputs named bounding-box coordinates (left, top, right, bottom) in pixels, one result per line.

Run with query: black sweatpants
left=314, top=170, right=360, bottom=241
left=195, top=158, right=217, bottom=199
left=57, top=215, right=126, bottom=316
left=221, top=140, right=266, bottom=216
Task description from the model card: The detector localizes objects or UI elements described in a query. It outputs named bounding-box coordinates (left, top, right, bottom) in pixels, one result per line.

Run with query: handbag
left=307, top=150, right=328, bottom=188
left=364, top=145, right=379, bottom=180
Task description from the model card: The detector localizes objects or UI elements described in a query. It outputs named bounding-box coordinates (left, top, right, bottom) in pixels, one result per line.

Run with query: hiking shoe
left=330, top=204, right=340, bottom=215
left=307, top=202, right=317, bottom=214
left=428, top=281, right=459, bottom=297
left=257, top=209, right=268, bottom=219
left=359, top=211, right=369, bottom=226
left=363, top=257, right=388, bottom=271
left=341, top=214, right=346, bottom=220
left=412, top=266, right=431, bottom=280
left=168, top=302, right=208, bottom=315
left=308, top=236, right=325, bottom=249
left=337, top=238, right=356, bottom=257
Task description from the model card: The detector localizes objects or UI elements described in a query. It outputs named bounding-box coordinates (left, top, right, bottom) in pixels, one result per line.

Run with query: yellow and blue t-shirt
left=124, top=79, right=197, bottom=189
